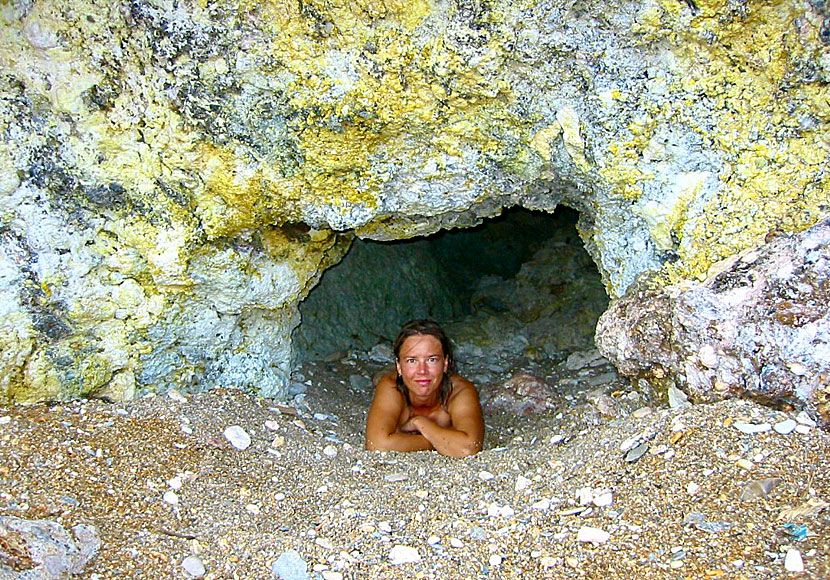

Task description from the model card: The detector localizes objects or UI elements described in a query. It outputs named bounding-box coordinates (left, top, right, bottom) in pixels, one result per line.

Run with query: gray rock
left=271, top=550, right=308, bottom=580
left=0, top=517, right=100, bottom=579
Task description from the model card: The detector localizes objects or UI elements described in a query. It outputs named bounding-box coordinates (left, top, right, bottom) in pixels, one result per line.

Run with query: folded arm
left=410, top=381, right=483, bottom=457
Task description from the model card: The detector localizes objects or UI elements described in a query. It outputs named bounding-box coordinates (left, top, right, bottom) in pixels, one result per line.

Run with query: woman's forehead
left=399, top=334, right=444, bottom=356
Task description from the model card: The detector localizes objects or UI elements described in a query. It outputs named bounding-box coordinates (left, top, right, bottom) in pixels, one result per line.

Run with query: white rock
left=698, top=345, right=718, bottom=368
left=245, top=504, right=261, bottom=515
left=265, top=420, right=280, bottom=431
left=795, top=424, right=811, bottom=434
left=479, top=470, right=495, bottom=481
left=489, top=554, right=503, bottom=566
left=389, top=545, right=421, bottom=565
left=667, top=386, right=690, bottom=408
left=550, top=434, right=564, bottom=444
left=450, top=537, right=464, bottom=548
left=784, top=549, right=804, bottom=573
left=167, top=389, right=187, bottom=403
left=531, top=498, right=551, bottom=510
left=162, top=491, right=179, bottom=505
left=0, top=416, right=12, bottom=425
left=323, top=445, right=338, bottom=457
left=577, top=488, right=594, bottom=505
left=322, top=572, right=343, bottom=580
left=687, top=482, right=700, bottom=495
left=515, top=475, right=531, bottom=491
left=167, top=476, right=183, bottom=490
left=378, top=521, right=393, bottom=533
left=774, top=419, right=797, bottom=434
left=427, top=535, right=440, bottom=545
left=796, top=411, right=816, bottom=427
left=577, top=526, right=610, bottom=544
left=733, top=422, right=771, bottom=434
left=593, top=491, right=613, bottom=507
left=223, top=425, right=251, bottom=450
left=182, top=555, right=205, bottom=578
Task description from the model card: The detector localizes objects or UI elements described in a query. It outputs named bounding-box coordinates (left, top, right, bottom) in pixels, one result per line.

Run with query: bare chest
left=398, top=404, right=452, bottom=431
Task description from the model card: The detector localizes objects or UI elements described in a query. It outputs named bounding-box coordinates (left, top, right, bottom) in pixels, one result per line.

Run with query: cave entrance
left=294, top=206, right=609, bottom=367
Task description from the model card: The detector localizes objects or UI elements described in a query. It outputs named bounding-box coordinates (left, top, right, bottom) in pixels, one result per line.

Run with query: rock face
left=596, top=219, right=830, bottom=428
left=0, top=0, right=828, bottom=403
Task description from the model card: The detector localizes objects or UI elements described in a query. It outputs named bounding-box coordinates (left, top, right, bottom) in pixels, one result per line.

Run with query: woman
left=365, top=319, right=484, bottom=457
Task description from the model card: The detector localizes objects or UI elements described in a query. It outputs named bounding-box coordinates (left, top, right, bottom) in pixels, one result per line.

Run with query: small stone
left=515, top=475, right=531, bottom=491
left=427, top=535, right=440, bottom=545
left=735, top=459, right=754, bottom=470
left=0, top=416, right=11, bottom=425
left=323, top=445, right=337, bottom=457
left=389, top=545, right=421, bottom=565
left=540, top=556, right=557, bottom=568
left=378, top=521, right=393, bottom=533
left=784, top=549, right=804, bottom=573
left=733, top=422, right=772, bottom=434
left=774, top=419, right=797, bottom=434
left=577, top=488, right=593, bottom=505
left=667, top=386, right=690, bottom=408
left=795, top=424, right=811, bottom=434
left=479, top=470, right=495, bottom=481
left=168, top=476, right=183, bottom=490
left=322, top=573, right=343, bottom=580
left=796, top=411, right=817, bottom=427
left=315, top=537, right=333, bottom=550
left=162, top=491, right=179, bottom=505
left=223, top=425, right=251, bottom=450
left=265, top=420, right=280, bottom=431
left=593, top=491, right=613, bottom=507
left=698, top=345, right=718, bottom=368
left=168, top=389, right=187, bottom=403
left=272, top=550, right=308, bottom=580
left=550, top=434, right=565, bottom=444
left=632, top=407, right=653, bottom=418
left=531, top=498, right=550, bottom=510
left=687, top=482, right=700, bottom=495
left=246, top=504, right=261, bottom=515
left=577, top=526, right=610, bottom=544
left=384, top=473, right=408, bottom=482
left=450, top=538, right=463, bottom=548
left=489, top=554, right=503, bottom=566
left=625, top=442, right=648, bottom=463
left=182, top=555, right=205, bottom=578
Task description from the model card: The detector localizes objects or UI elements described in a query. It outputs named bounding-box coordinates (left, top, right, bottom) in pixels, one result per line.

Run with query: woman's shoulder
left=448, top=374, right=478, bottom=400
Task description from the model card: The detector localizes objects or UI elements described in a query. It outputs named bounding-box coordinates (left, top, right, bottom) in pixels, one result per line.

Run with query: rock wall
left=0, top=0, right=828, bottom=403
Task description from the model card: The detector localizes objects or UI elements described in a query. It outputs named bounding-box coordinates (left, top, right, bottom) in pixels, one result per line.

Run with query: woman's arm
left=410, top=379, right=484, bottom=457
left=365, top=377, right=434, bottom=452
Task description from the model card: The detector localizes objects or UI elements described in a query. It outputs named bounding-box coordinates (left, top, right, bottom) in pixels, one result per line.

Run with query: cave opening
left=294, top=205, right=609, bottom=368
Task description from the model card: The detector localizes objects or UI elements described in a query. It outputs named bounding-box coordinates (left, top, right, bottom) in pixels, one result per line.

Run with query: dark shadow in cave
left=294, top=206, right=608, bottom=365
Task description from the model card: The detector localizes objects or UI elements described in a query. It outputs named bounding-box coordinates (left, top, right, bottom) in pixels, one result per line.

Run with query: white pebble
left=577, top=526, right=610, bottom=544
left=479, top=470, right=495, bottom=481
left=378, top=521, right=392, bottom=533
left=450, top=538, right=464, bottom=548
left=167, top=476, right=183, bottom=490
left=167, top=389, right=187, bottom=403
left=427, top=535, right=440, bottom=545
left=323, top=445, right=338, bottom=457
left=577, top=488, right=593, bottom=505
left=784, top=549, right=804, bottom=572
left=265, top=420, right=280, bottom=431
left=162, top=491, right=179, bottom=505
left=0, top=416, right=10, bottom=425
left=245, top=504, right=261, bottom=515
left=733, top=422, right=771, bottom=434
left=795, top=424, right=811, bottom=435
left=322, top=572, right=343, bottom=580
left=593, top=491, right=613, bottom=507
left=550, top=434, right=564, bottom=444
left=489, top=554, right=503, bottom=566
left=796, top=411, right=816, bottom=427
left=687, top=482, right=700, bottom=495
left=389, top=545, right=421, bottom=565
left=531, top=498, right=551, bottom=510
left=774, top=419, right=797, bottom=434
left=182, top=555, right=205, bottom=578
left=515, top=475, right=531, bottom=491
left=223, top=425, right=251, bottom=450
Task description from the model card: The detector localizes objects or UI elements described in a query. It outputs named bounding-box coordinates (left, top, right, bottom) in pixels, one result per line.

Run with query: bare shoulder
left=447, top=374, right=480, bottom=406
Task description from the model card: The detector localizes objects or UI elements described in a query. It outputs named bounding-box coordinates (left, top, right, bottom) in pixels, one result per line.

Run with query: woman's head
left=393, top=319, right=455, bottom=407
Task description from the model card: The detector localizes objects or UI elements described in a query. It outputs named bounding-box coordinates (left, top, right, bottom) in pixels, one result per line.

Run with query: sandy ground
left=1, top=356, right=829, bottom=579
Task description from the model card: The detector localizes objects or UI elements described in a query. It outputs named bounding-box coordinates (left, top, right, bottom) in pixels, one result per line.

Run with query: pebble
left=168, top=476, right=183, bottom=490
left=427, top=535, right=440, bottom=545
left=246, top=504, right=261, bottom=515
left=550, top=434, right=565, bottom=444
left=795, top=424, right=811, bottom=435
left=323, top=445, right=337, bottom=457
left=687, top=482, right=700, bottom=495
left=167, top=390, right=187, bottom=403
left=735, top=458, right=754, bottom=470
left=182, top=555, right=205, bottom=578
left=384, top=473, right=408, bottom=482
left=0, top=416, right=10, bottom=425
left=450, top=538, right=464, bottom=548
left=784, top=549, right=804, bottom=573
left=265, top=420, right=280, bottom=431
left=378, top=521, right=393, bottom=533
left=773, top=419, right=797, bottom=434
left=531, top=498, right=550, bottom=510
left=733, top=422, right=772, bottom=434
left=796, top=411, right=816, bottom=427
left=577, top=526, right=610, bottom=544
left=667, top=386, right=690, bottom=408
left=162, top=491, right=179, bottom=505
left=489, top=554, right=503, bottom=566
left=479, top=470, right=495, bottom=481
left=625, top=442, right=648, bottom=463
left=515, top=475, right=531, bottom=491
left=321, top=572, right=343, bottom=580
left=593, top=491, right=613, bottom=507
left=389, top=545, right=421, bottom=565
left=223, top=425, right=251, bottom=450
left=272, top=550, right=308, bottom=580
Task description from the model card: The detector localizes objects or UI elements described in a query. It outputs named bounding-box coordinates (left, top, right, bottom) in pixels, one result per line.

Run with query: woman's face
left=396, top=334, right=449, bottom=403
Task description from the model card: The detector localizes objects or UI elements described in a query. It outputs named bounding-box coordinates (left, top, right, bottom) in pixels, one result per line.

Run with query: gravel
left=1, top=357, right=828, bottom=579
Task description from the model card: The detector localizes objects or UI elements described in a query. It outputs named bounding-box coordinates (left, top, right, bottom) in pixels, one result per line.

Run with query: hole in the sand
left=291, top=206, right=634, bottom=447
